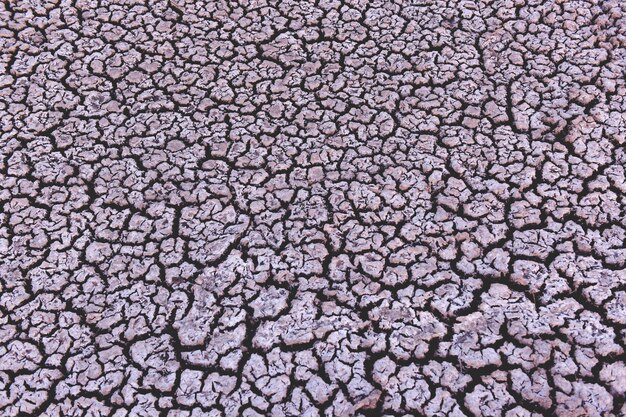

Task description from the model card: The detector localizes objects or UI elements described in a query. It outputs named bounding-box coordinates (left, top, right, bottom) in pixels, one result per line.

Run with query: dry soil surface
left=1, top=0, right=626, bottom=416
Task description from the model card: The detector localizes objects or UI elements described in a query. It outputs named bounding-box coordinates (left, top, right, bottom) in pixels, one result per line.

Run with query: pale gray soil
left=1, top=0, right=625, bottom=416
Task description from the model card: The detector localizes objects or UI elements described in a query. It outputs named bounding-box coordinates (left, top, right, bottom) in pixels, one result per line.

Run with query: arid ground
left=1, top=0, right=625, bottom=416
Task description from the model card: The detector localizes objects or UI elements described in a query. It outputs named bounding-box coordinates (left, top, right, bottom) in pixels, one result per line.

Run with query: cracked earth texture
left=1, top=0, right=626, bottom=416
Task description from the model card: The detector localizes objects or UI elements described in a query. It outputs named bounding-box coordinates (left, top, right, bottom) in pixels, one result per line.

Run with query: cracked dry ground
left=2, top=0, right=626, bottom=417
